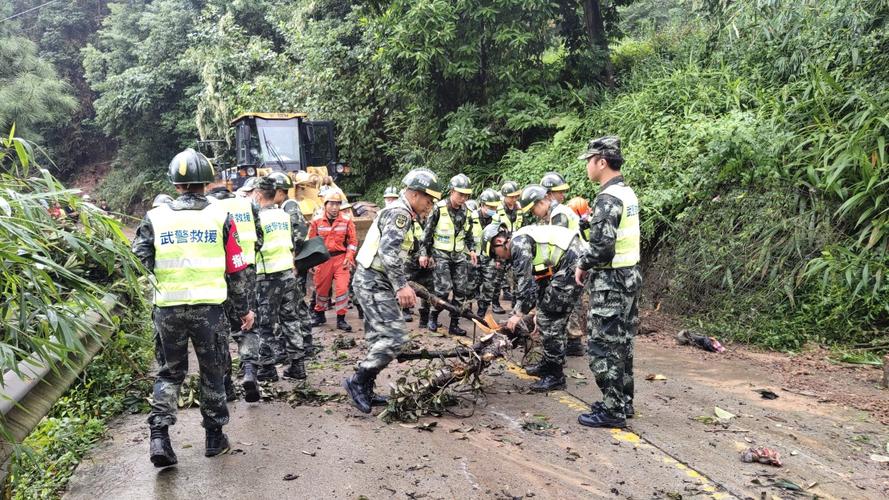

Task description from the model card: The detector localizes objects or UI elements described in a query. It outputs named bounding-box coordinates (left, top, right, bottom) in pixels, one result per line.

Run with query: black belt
left=329, top=250, right=346, bottom=257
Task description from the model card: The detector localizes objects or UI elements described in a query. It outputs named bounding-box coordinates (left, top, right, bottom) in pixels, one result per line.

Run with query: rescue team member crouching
left=475, top=188, right=503, bottom=316
left=344, top=168, right=443, bottom=413
left=206, top=172, right=264, bottom=402
left=309, top=189, right=358, bottom=331
left=574, top=136, right=642, bottom=430
left=419, top=174, right=478, bottom=336
left=493, top=181, right=524, bottom=307
left=483, top=222, right=586, bottom=392
left=132, top=148, right=255, bottom=467
left=253, top=173, right=308, bottom=382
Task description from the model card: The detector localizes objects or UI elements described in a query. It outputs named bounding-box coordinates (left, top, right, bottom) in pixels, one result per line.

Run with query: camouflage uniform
left=132, top=193, right=253, bottom=430
left=421, top=202, right=475, bottom=310
left=493, top=202, right=523, bottom=303
left=475, top=210, right=498, bottom=311
left=511, top=232, right=586, bottom=366
left=254, top=203, right=308, bottom=369
left=543, top=199, right=587, bottom=351
left=283, top=199, right=313, bottom=356
left=406, top=219, right=434, bottom=320
left=353, top=197, right=416, bottom=370
left=578, top=175, right=642, bottom=420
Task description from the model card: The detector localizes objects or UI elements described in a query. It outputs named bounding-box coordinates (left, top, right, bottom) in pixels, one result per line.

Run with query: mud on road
left=65, top=307, right=888, bottom=499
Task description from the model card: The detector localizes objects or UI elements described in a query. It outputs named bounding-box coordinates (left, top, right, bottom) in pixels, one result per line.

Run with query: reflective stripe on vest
left=549, top=203, right=580, bottom=233
left=600, top=183, right=640, bottom=268
left=256, top=208, right=294, bottom=274
left=211, top=196, right=257, bottom=265
left=514, top=225, right=577, bottom=274
left=148, top=204, right=228, bottom=306
left=432, top=201, right=471, bottom=253
left=496, top=203, right=524, bottom=231
left=355, top=200, right=414, bottom=272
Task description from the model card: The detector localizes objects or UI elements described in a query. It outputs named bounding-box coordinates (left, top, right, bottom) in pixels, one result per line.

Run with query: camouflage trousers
left=566, top=288, right=589, bottom=340
left=255, top=270, right=305, bottom=367
left=295, top=271, right=314, bottom=354
left=148, top=304, right=229, bottom=430
left=587, top=288, right=640, bottom=419
left=431, top=249, right=471, bottom=309
left=225, top=265, right=260, bottom=365
left=537, top=269, right=583, bottom=365
left=406, top=259, right=434, bottom=315
left=476, top=256, right=499, bottom=308
left=353, top=266, right=407, bottom=372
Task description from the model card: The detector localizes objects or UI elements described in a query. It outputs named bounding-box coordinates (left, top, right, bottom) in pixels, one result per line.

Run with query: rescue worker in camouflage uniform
left=538, top=175, right=584, bottom=356
left=574, top=136, right=642, bottom=429
left=483, top=222, right=586, bottom=392
left=253, top=172, right=308, bottom=382
left=476, top=188, right=504, bottom=315
left=152, top=193, right=173, bottom=208
left=383, top=185, right=399, bottom=206
left=344, top=168, right=443, bottom=413
left=464, top=199, right=484, bottom=303
left=493, top=181, right=524, bottom=308
left=404, top=211, right=434, bottom=325
left=280, top=193, right=313, bottom=358
left=206, top=173, right=264, bottom=402
left=419, top=174, right=478, bottom=335
left=133, top=148, right=255, bottom=467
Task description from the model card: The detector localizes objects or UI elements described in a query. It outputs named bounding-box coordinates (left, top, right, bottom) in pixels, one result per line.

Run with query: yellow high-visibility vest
left=465, top=210, right=482, bottom=256
left=211, top=196, right=257, bottom=265
left=356, top=199, right=415, bottom=272
left=432, top=200, right=472, bottom=253
left=548, top=203, right=580, bottom=233
left=513, top=225, right=578, bottom=274
left=599, top=183, right=640, bottom=268
left=495, top=202, right=524, bottom=231
left=256, top=208, right=294, bottom=274
left=148, top=204, right=228, bottom=306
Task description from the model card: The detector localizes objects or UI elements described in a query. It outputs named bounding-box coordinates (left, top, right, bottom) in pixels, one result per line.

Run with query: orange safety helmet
left=322, top=188, right=346, bottom=204
left=566, top=196, right=590, bottom=217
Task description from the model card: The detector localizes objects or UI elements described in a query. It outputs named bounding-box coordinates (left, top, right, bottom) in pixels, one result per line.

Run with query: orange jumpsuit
left=309, top=213, right=358, bottom=315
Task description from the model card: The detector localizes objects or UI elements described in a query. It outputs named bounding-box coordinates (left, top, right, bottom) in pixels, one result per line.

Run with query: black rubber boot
left=204, top=427, right=231, bottom=457
left=370, top=393, right=388, bottom=407
left=256, top=364, right=278, bottom=382
left=591, top=400, right=634, bottom=419
left=448, top=316, right=467, bottom=336
left=491, top=300, right=505, bottom=314
left=311, top=310, right=326, bottom=328
left=149, top=426, right=177, bottom=467
left=224, top=374, right=237, bottom=402
left=356, top=303, right=364, bottom=319
left=418, top=308, right=430, bottom=327
left=566, top=337, right=584, bottom=357
left=242, top=363, right=260, bottom=402
left=282, top=358, right=307, bottom=380
left=427, top=310, right=441, bottom=332
left=402, top=308, right=413, bottom=322
left=477, top=304, right=488, bottom=317
left=343, top=367, right=377, bottom=414
left=524, top=361, right=545, bottom=377
left=502, top=289, right=513, bottom=302
left=578, top=409, right=626, bottom=429
left=303, top=334, right=316, bottom=358
left=530, top=363, right=566, bottom=392
left=274, top=351, right=288, bottom=365
left=336, top=314, right=353, bottom=332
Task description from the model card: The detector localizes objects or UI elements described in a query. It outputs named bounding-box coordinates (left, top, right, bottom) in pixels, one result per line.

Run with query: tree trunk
left=581, top=0, right=615, bottom=87
left=882, top=354, right=889, bottom=389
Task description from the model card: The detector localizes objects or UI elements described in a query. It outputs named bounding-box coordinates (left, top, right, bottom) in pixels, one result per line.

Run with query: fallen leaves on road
left=741, top=447, right=783, bottom=467
left=521, top=414, right=556, bottom=431
left=283, top=473, right=299, bottom=481
left=869, top=454, right=889, bottom=462
left=399, top=421, right=438, bottom=432
left=714, top=407, right=736, bottom=420
left=645, top=373, right=668, bottom=381
left=755, top=389, right=779, bottom=400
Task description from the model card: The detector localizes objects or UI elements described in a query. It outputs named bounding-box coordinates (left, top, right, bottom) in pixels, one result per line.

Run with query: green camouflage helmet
left=540, top=172, right=569, bottom=192
left=238, top=176, right=259, bottom=192
left=479, top=188, right=501, bottom=207
left=500, top=181, right=521, bottom=197
left=481, top=221, right=510, bottom=258
left=383, top=186, right=400, bottom=198
left=267, top=171, right=293, bottom=191
left=464, top=199, right=479, bottom=212
left=402, top=168, right=443, bottom=200
left=152, top=193, right=173, bottom=208
left=578, top=135, right=622, bottom=161
left=519, top=184, right=548, bottom=213
left=448, top=173, right=473, bottom=195
left=168, top=148, right=214, bottom=185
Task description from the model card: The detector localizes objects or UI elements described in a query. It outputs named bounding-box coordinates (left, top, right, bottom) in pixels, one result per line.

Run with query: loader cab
left=227, top=112, right=345, bottom=189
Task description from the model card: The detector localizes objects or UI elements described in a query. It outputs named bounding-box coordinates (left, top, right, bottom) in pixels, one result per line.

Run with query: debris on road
left=283, top=473, right=299, bottom=481
left=331, top=336, right=357, bottom=350
left=755, top=389, right=779, bottom=400
left=645, top=373, right=668, bottom=381
left=676, top=329, right=725, bottom=353
left=741, top=447, right=783, bottom=467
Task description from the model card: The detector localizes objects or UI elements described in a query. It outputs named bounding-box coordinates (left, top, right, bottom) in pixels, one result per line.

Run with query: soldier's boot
left=256, top=364, right=279, bottom=382
left=523, top=361, right=545, bottom=377
left=530, top=363, right=566, bottom=392
left=336, top=314, right=353, bottom=332
left=502, top=289, right=513, bottom=302
left=448, top=317, right=467, bottom=336
left=149, top=426, right=177, bottom=467
left=491, top=299, right=506, bottom=314
left=370, top=393, right=388, bottom=407
left=242, top=363, right=260, bottom=403
left=274, top=351, right=288, bottom=365
left=591, top=400, right=634, bottom=419
left=356, top=303, right=364, bottom=319
left=577, top=409, right=626, bottom=429
left=224, top=374, right=237, bottom=402
left=565, top=337, right=585, bottom=357
left=282, top=358, right=307, bottom=380
left=204, top=427, right=231, bottom=457
left=402, top=308, right=413, bottom=322
left=427, top=310, right=441, bottom=332
left=477, top=303, right=488, bottom=317
left=343, top=367, right=377, bottom=414
left=303, top=334, right=317, bottom=358
left=418, top=308, right=430, bottom=328
left=311, top=310, right=326, bottom=327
